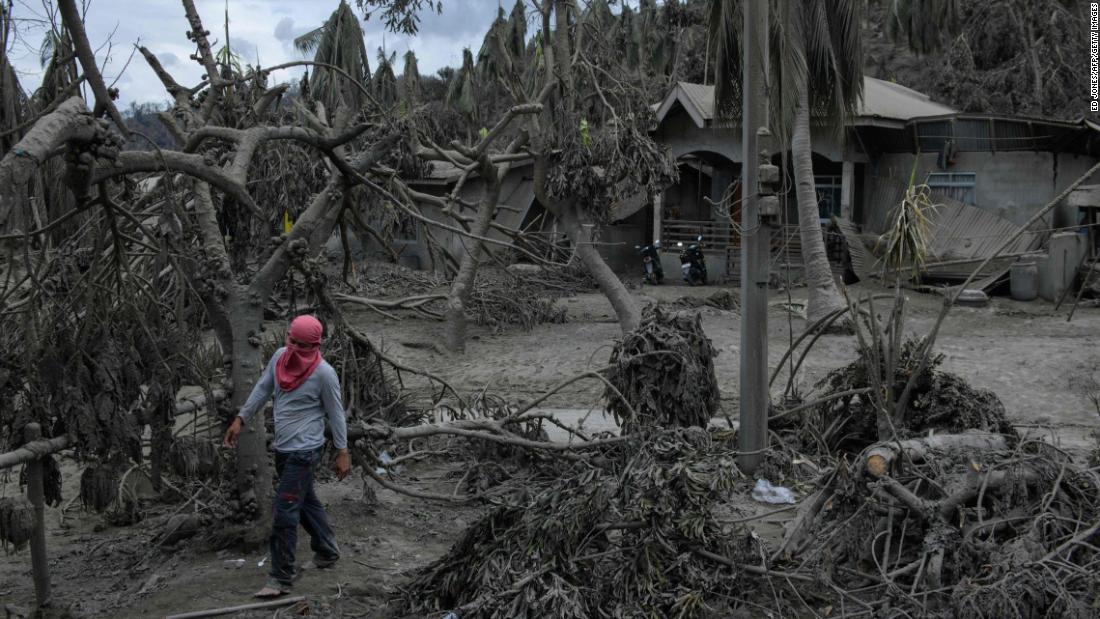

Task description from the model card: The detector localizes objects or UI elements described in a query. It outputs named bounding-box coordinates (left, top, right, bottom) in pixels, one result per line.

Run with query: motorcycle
left=635, top=240, right=664, bottom=285
left=678, top=235, right=707, bottom=286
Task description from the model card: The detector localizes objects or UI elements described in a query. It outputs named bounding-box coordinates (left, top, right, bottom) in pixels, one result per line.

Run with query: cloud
left=231, top=37, right=261, bottom=62
left=274, top=17, right=295, bottom=42
left=6, top=0, right=509, bottom=107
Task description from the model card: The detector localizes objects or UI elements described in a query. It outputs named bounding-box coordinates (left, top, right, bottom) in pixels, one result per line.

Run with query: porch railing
left=659, top=219, right=739, bottom=249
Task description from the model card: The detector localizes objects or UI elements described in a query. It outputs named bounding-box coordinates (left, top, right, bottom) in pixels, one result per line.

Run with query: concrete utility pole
left=739, top=0, right=773, bottom=474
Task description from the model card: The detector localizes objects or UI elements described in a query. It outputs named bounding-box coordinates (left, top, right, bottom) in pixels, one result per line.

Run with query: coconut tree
left=361, top=0, right=676, bottom=339
left=476, top=1, right=527, bottom=99
left=400, top=50, right=420, bottom=109
left=294, top=0, right=372, bottom=118
left=372, top=47, right=399, bottom=106
left=446, top=48, right=480, bottom=140
left=710, top=0, right=862, bottom=328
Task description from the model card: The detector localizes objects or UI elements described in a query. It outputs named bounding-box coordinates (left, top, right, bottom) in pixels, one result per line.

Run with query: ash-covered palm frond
left=477, top=7, right=512, bottom=83
left=293, top=26, right=324, bottom=54
left=446, top=48, right=479, bottom=124
left=615, top=3, right=639, bottom=69
left=400, top=49, right=420, bottom=107
left=875, top=159, right=939, bottom=282
left=215, top=44, right=244, bottom=78
left=505, top=0, right=526, bottom=61
left=710, top=0, right=863, bottom=143
left=372, top=47, right=398, bottom=106
left=707, top=0, right=742, bottom=118
left=475, top=0, right=527, bottom=97
left=301, top=0, right=372, bottom=117
left=34, top=29, right=77, bottom=109
left=886, top=0, right=962, bottom=55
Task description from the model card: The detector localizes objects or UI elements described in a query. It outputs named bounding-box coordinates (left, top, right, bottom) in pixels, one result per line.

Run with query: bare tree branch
left=56, top=0, right=127, bottom=134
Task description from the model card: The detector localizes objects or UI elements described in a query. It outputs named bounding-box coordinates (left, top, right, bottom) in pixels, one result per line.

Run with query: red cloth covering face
left=275, top=315, right=324, bottom=391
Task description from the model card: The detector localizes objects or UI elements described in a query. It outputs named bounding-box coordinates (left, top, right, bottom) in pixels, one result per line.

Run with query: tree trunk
left=792, top=86, right=847, bottom=328
left=227, top=292, right=271, bottom=521
left=444, top=160, right=504, bottom=353
left=552, top=0, right=573, bottom=98
left=1007, top=3, right=1044, bottom=109
left=559, top=205, right=640, bottom=333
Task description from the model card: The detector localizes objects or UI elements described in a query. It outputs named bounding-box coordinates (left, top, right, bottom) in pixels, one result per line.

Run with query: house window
left=927, top=172, right=976, bottom=205
left=815, top=175, right=843, bottom=221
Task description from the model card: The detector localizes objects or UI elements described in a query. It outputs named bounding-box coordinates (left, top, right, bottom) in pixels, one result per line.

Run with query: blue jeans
left=269, top=447, right=340, bottom=587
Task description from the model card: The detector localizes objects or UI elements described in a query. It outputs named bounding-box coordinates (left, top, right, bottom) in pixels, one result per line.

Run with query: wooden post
left=840, top=161, right=855, bottom=221
left=652, top=192, right=663, bottom=244
left=739, top=0, right=770, bottom=474
left=23, top=422, right=51, bottom=608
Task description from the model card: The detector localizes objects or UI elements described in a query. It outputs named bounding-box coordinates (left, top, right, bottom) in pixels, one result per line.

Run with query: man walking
left=223, top=314, right=350, bottom=598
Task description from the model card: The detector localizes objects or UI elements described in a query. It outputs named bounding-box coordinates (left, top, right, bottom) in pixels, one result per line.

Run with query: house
left=647, top=77, right=1100, bottom=281
left=348, top=77, right=1100, bottom=282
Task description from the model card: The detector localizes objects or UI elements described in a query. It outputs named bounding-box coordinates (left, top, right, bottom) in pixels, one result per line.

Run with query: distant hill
left=862, top=1, right=1094, bottom=122
left=123, top=102, right=178, bottom=150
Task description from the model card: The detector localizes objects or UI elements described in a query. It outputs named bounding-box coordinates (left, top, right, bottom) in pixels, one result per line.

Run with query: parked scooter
left=678, top=235, right=707, bottom=285
left=635, top=240, right=664, bottom=285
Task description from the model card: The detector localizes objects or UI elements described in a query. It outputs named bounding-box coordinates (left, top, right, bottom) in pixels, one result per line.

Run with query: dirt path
left=1, top=281, right=1096, bottom=617
left=350, top=281, right=1100, bottom=450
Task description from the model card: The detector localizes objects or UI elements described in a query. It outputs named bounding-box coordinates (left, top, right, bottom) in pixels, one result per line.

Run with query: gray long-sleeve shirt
left=237, top=348, right=348, bottom=452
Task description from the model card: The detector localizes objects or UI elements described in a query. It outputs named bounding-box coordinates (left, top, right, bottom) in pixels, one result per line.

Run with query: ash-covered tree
left=370, top=0, right=678, bottom=353
left=0, top=0, right=418, bottom=531
left=886, top=0, right=1094, bottom=120
left=710, top=0, right=862, bottom=328
left=294, top=0, right=373, bottom=119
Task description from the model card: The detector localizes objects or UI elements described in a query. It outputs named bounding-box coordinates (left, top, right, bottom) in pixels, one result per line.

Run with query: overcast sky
left=6, top=0, right=507, bottom=109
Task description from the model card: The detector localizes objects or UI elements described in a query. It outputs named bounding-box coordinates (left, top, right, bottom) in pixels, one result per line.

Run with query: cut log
left=864, top=431, right=1009, bottom=478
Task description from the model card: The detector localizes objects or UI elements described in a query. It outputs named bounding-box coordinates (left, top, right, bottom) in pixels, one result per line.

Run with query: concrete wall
left=865, top=151, right=1100, bottom=228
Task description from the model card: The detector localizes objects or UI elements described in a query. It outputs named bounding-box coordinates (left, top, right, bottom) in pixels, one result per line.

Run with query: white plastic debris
left=442, top=613, right=460, bottom=619
left=751, top=478, right=796, bottom=504
left=376, top=451, right=394, bottom=476
left=223, top=559, right=246, bottom=569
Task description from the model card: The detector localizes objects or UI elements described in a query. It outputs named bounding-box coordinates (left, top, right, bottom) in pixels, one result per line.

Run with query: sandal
left=254, top=579, right=291, bottom=598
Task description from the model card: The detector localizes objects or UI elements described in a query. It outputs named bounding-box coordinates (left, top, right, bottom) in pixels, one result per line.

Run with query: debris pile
left=349, top=262, right=445, bottom=298
left=468, top=274, right=567, bottom=332
left=605, top=306, right=719, bottom=432
left=791, top=338, right=1016, bottom=454
left=394, top=429, right=760, bottom=618
left=783, top=434, right=1100, bottom=618
left=671, top=289, right=739, bottom=311
left=0, top=497, right=34, bottom=551
left=467, top=264, right=597, bottom=331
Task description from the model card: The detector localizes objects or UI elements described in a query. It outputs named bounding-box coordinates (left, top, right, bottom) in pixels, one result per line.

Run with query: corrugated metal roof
left=679, top=82, right=716, bottom=121
left=859, top=78, right=957, bottom=121
left=655, top=77, right=958, bottom=129
left=840, top=177, right=1041, bottom=289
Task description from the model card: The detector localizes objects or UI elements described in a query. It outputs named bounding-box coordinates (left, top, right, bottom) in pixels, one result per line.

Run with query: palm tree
left=372, top=47, right=399, bottom=107
left=294, top=0, right=371, bottom=117
left=710, top=0, right=862, bottom=328
left=36, top=30, right=78, bottom=108
left=446, top=48, right=479, bottom=138
left=400, top=50, right=420, bottom=109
